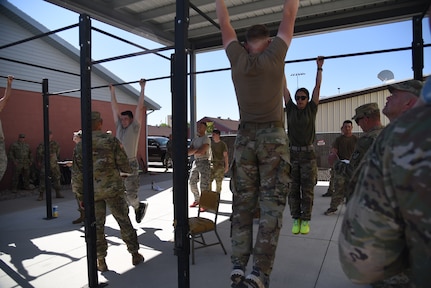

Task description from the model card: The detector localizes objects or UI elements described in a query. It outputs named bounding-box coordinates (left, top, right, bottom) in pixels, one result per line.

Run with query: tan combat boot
left=97, top=258, right=108, bottom=272
left=72, top=209, right=84, bottom=224
left=132, top=252, right=144, bottom=266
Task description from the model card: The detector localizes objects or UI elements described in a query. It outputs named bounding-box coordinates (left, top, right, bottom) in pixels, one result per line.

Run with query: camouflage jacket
left=338, top=105, right=431, bottom=287
left=333, top=125, right=384, bottom=180
left=71, top=130, right=132, bottom=201
left=8, top=141, right=32, bottom=167
left=36, top=140, right=60, bottom=168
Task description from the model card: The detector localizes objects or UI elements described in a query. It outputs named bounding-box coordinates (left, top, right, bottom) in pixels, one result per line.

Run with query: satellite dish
left=377, top=70, right=394, bottom=82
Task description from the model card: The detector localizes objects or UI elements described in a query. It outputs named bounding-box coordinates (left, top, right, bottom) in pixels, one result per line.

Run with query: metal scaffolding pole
left=79, top=13, right=100, bottom=288
left=173, top=1, right=190, bottom=287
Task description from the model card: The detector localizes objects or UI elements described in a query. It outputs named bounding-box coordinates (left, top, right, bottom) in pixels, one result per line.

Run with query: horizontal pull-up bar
left=284, top=44, right=430, bottom=64
left=0, top=75, right=42, bottom=85
left=190, top=2, right=220, bottom=30
left=50, top=75, right=171, bottom=96
left=0, top=24, right=79, bottom=50
left=92, top=27, right=171, bottom=61
left=191, top=44, right=430, bottom=75
left=92, top=45, right=174, bottom=65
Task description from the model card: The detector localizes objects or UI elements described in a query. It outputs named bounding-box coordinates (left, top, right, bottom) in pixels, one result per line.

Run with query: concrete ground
left=0, top=164, right=369, bottom=288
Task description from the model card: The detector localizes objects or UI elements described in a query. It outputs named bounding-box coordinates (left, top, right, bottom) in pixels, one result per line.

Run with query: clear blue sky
left=7, top=0, right=431, bottom=126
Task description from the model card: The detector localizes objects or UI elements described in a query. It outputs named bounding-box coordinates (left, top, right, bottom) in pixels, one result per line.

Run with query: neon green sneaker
left=300, top=220, right=310, bottom=234
left=292, top=219, right=301, bottom=234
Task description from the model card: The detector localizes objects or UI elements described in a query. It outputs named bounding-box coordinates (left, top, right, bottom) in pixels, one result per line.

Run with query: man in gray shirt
left=110, top=79, right=148, bottom=223
left=188, top=121, right=211, bottom=211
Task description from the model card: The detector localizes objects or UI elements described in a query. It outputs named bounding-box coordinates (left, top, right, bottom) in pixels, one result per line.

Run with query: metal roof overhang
left=45, top=0, right=430, bottom=52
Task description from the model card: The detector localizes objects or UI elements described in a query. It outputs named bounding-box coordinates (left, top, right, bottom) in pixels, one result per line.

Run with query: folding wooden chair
left=189, top=190, right=227, bottom=264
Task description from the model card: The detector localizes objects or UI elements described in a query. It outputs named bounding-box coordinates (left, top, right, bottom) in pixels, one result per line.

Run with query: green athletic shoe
left=292, top=219, right=301, bottom=234
left=300, top=220, right=310, bottom=234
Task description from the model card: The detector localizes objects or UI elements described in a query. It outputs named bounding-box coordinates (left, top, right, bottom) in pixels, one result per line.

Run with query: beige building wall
left=317, top=87, right=391, bottom=134
left=311, top=80, right=414, bottom=168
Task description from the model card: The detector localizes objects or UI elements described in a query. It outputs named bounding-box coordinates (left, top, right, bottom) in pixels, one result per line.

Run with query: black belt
left=290, top=145, right=314, bottom=152
left=238, top=121, right=284, bottom=130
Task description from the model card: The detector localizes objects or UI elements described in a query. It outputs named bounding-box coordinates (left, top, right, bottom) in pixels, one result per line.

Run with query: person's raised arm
left=110, top=84, right=120, bottom=124
left=0, top=75, right=14, bottom=112
left=311, top=56, right=324, bottom=105
left=134, top=79, right=146, bottom=126
left=283, top=75, right=291, bottom=106
left=277, top=0, right=299, bottom=47
left=215, top=0, right=237, bottom=49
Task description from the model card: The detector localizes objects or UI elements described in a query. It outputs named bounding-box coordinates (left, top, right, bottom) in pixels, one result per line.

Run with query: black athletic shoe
left=135, top=202, right=148, bottom=223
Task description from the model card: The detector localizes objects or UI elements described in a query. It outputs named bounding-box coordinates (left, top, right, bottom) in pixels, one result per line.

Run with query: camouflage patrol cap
left=388, top=80, right=423, bottom=97
left=91, top=111, right=102, bottom=121
left=352, top=103, right=380, bottom=120
left=19, top=133, right=25, bottom=138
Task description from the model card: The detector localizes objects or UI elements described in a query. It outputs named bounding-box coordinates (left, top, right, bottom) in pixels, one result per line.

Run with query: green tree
left=206, top=122, right=214, bottom=134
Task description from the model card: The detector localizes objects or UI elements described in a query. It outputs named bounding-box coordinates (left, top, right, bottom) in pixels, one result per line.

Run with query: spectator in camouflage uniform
left=36, top=131, right=63, bottom=201
left=328, top=103, right=384, bottom=201
left=338, top=87, right=431, bottom=288
left=210, top=129, right=229, bottom=193
left=71, top=130, right=84, bottom=224
left=285, top=56, right=324, bottom=235
left=364, top=80, right=422, bottom=288
left=216, top=0, right=297, bottom=287
left=324, top=120, right=357, bottom=215
left=188, top=121, right=211, bottom=209
left=0, top=75, right=13, bottom=181
left=71, top=111, right=143, bottom=272
left=8, top=133, right=33, bottom=191
left=383, top=80, right=422, bottom=122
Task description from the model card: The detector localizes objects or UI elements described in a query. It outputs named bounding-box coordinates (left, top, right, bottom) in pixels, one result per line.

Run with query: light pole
left=290, top=72, right=305, bottom=90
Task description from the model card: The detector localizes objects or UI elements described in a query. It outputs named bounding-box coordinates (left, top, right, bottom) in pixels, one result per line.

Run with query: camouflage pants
left=123, top=159, right=140, bottom=210
left=329, top=170, right=346, bottom=210
left=189, top=159, right=211, bottom=202
left=39, top=164, right=62, bottom=193
left=231, top=126, right=291, bottom=276
left=11, top=164, right=31, bottom=190
left=0, top=140, right=6, bottom=181
left=95, top=194, right=139, bottom=259
left=287, top=150, right=317, bottom=221
left=211, top=163, right=225, bottom=193
left=327, top=168, right=335, bottom=193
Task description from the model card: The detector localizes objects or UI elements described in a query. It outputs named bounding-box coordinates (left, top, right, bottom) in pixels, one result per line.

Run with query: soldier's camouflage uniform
left=339, top=105, right=431, bottom=288
left=328, top=134, right=357, bottom=210
left=37, top=140, right=61, bottom=195
left=71, top=130, right=139, bottom=260
left=333, top=125, right=384, bottom=200
left=231, top=124, right=291, bottom=277
left=210, top=140, right=228, bottom=193
left=8, top=140, right=32, bottom=190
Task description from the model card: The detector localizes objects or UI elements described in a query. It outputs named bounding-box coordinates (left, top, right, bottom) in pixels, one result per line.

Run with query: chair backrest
left=198, top=191, right=220, bottom=214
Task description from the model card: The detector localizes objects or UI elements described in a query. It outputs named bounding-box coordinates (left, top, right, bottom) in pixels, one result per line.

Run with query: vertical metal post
left=173, top=1, right=190, bottom=287
left=412, top=15, right=423, bottom=80
left=79, top=13, right=98, bottom=288
left=189, top=49, right=197, bottom=140
left=42, top=78, right=53, bottom=219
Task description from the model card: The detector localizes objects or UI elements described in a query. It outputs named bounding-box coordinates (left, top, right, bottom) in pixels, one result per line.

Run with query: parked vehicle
left=147, top=136, right=169, bottom=163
